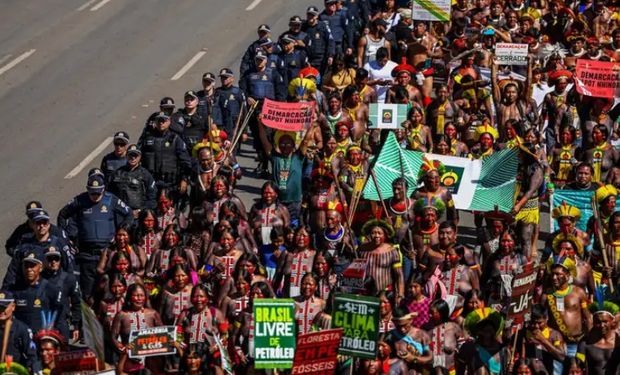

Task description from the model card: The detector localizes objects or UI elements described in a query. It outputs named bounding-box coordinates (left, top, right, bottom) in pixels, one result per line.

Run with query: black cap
left=257, top=24, right=271, bottom=33
left=202, top=72, right=216, bottom=82
left=0, top=291, right=14, bottom=306
left=113, top=131, right=130, bottom=144
left=44, top=246, right=62, bottom=259
left=25, top=201, right=43, bottom=214
left=87, top=175, right=105, bottom=193
left=260, top=38, right=274, bottom=47
left=255, top=51, right=268, bottom=60
left=184, top=90, right=198, bottom=100
left=160, top=97, right=175, bottom=108
left=307, top=6, right=320, bottom=15
left=127, top=144, right=141, bottom=156
left=325, top=0, right=338, bottom=4
left=219, top=68, right=234, bottom=78
left=155, top=112, right=170, bottom=122
left=22, top=251, right=44, bottom=265
left=281, top=34, right=296, bottom=44
left=289, top=15, right=303, bottom=24
left=88, top=168, right=105, bottom=178
left=31, top=210, right=50, bottom=222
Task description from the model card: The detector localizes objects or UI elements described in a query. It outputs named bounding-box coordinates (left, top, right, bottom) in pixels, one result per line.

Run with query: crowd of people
left=2, top=0, right=620, bottom=373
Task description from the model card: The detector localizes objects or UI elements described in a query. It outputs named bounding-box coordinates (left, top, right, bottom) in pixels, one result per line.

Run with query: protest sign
left=332, top=294, right=380, bottom=358
left=411, top=0, right=451, bottom=21
left=128, top=326, right=177, bottom=358
left=495, top=43, right=529, bottom=66
left=507, top=262, right=537, bottom=327
left=254, top=298, right=296, bottom=369
left=261, top=98, right=314, bottom=131
left=340, top=259, right=368, bottom=292
left=54, top=349, right=103, bottom=374
left=369, top=103, right=408, bottom=129
left=575, top=59, right=620, bottom=98
left=292, top=329, right=343, bottom=374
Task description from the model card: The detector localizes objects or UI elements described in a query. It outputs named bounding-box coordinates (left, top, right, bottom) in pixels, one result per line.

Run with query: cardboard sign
left=128, top=326, right=177, bottom=358
left=495, top=43, right=528, bottom=66
left=261, top=99, right=314, bottom=131
left=332, top=294, right=380, bottom=359
left=508, top=262, right=537, bottom=327
left=369, top=103, right=408, bottom=129
left=575, top=59, right=620, bottom=98
left=340, top=259, right=368, bottom=292
left=54, top=349, right=102, bottom=374
left=412, top=0, right=451, bottom=21
left=292, top=329, right=344, bottom=374
left=253, top=299, right=296, bottom=369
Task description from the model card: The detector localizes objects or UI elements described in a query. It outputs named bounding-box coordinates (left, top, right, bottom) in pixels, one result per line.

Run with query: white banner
left=495, top=43, right=529, bottom=66
left=421, top=153, right=482, bottom=210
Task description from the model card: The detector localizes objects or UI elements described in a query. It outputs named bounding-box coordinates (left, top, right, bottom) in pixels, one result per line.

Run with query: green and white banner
left=363, top=132, right=519, bottom=212
left=368, top=103, right=408, bottom=129
left=412, top=0, right=451, bottom=21
left=253, top=299, right=296, bottom=369
left=332, top=294, right=380, bottom=359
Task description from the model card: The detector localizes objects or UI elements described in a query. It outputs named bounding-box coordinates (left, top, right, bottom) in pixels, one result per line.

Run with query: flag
left=368, top=103, right=408, bottom=129
left=363, top=133, right=519, bottom=212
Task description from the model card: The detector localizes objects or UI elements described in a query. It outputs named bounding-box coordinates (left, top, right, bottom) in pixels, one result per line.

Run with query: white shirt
left=364, top=60, right=398, bottom=103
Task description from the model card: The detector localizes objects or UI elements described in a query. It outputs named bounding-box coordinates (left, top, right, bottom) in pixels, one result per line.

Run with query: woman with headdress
left=470, top=123, right=499, bottom=159
left=411, top=196, right=445, bottom=263
left=584, top=293, right=620, bottom=375
left=358, top=219, right=405, bottom=304
left=548, top=125, right=581, bottom=188
left=315, top=201, right=354, bottom=275
left=457, top=307, right=509, bottom=375
left=413, top=157, right=458, bottom=224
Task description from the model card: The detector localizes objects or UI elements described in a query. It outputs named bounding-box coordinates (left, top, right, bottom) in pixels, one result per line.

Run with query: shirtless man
left=304, top=167, right=339, bottom=234
left=585, top=302, right=620, bottom=375
left=342, top=85, right=369, bottom=142
left=524, top=304, right=567, bottom=375
left=544, top=203, right=590, bottom=262
left=412, top=198, right=442, bottom=261
left=413, top=161, right=458, bottom=224
left=354, top=68, right=378, bottom=105
left=388, top=307, right=433, bottom=374
left=457, top=308, right=509, bottom=375
left=314, top=202, right=355, bottom=274
left=551, top=234, right=595, bottom=295
left=385, top=62, right=423, bottom=106
left=544, top=261, right=592, bottom=357
left=541, top=70, right=572, bottom=151
left=426, top=85, right=463, bottom=137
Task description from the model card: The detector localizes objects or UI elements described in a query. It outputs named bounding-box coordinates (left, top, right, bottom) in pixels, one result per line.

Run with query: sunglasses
left=47, top=256, right=61, bottom=262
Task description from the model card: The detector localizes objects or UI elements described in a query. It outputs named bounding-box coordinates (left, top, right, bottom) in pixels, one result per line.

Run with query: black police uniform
left=0, top=318, right=40, bottom=373
left=196, top=89, right=215, bottom=120
left=211, top=85, right=246, bottom=137
left=42, top=268, right=82, bottom=340
left=279, top=48, right=309, bottom=87
left=108, top=164, right=157, bottom=211
left=319, top=9, right=354, bottom=55
left=100, top=152, right=127, bottom=185
left=3, top=234, right=75, bottom=289
left=11, top=278, right=62, bottom=334
left=278, top=29, right=308, bottom=49
left=57, top=191, right=132, bottom=298
left=170, top=109, right=207, bottom=151
left=240, top=38, right=265, bottom=78
left=140, top=129, right=192, bottom=189
left=302, top=20, right=336, bottom=73
left=5, top=222, right=67, bottom=258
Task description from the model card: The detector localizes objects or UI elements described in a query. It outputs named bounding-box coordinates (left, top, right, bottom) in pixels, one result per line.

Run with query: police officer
left=108, top=144, right=157, bottom=218
left=320, top=0, right=354, bottom=56
left=57, top=174, right=132, bottom=300
left=100, top=131, right=129, bottom=184
left=0, top=291, right=40, bottom=374
left=170, top=90, right=207, bottom=150
left=303, top=5, right=336, bottom=74
left=3, top=210, right=74, bottom=290
left=5, top=201, right=67, bottom=257
left=197, top=72, right=216, bottom=120
left=140, top=112, right=192, bottom=191
left=279, top=34, right=309, bottom=87
left=141, top=97, right=176, bottom=143
left=278, top=16, right=308, bottom=49
left=9, top=251, right=62, bottom=336
left=42, top=247, right=81, bottom=342
left=239, top=52, right=286, bottom=175
left=212, top=68, right=246, bottom=138
left=260, top=39, right=285, bottom=75
left=240, top=24, right=272, bottom=77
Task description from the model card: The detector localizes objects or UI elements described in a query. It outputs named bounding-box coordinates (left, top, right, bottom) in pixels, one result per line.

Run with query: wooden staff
left=329, top=157, right=354, bottom=233
left=1, top=318, right=13, bottom=363
left=370, top=169, right=393, bottom=227
left=592, top=194, right=614, bottom=293
left=217, top=101, right=259, bottom=176
left=508, top=326, right=521, bottom=368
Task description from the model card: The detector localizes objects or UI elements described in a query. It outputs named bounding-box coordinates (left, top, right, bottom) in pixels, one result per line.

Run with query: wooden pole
left=370, top=169, right=393, bottom=227
left=592, top=194, right=614, bottom=293
left=0, top=318, right=12, bottom=363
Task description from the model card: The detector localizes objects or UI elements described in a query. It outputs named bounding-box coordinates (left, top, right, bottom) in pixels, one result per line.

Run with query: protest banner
left=54, top=349, right=103, bottom=374
left=340, top=259, right=368, bottom=292
left=495, top=43, right=529, bottom=66
left=507, top=262, right=537, bottom=327
left=292, top=329, right=343, bottom=374
left=332, top=294, right=380, bottom=358
left=254, top=298, right=296, bottom=369
left=368, top=103, right=408, bottom=129
left=260, top=98, right=314, bottom=131
left=411, top=0, right=451, bottom=21
left=128, top=326, right=177, bottom=358
left=575, top=59, right=620, bottom=98
left=363, top=133, right=518, bottom=212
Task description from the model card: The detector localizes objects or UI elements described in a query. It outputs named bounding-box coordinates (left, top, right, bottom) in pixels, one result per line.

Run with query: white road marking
left=0, top=54, right=13, bottom=66
left=77, top=0, right=99, bottom=11
left=64, top=137, right=113, bottom=179
left=90, top=0, right=112, bottom=11
left=246, top=0, right=262, bottom=10
left=170, top=51, right=207, bottom=81
left=0, top=49, right=36, bottom=77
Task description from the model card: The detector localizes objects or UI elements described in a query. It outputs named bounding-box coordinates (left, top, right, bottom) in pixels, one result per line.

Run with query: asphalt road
left=0, top=0, right=549, bottom=271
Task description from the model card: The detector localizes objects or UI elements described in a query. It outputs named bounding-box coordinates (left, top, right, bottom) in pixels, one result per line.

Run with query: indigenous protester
left=5, top=1, right=620, bottom=374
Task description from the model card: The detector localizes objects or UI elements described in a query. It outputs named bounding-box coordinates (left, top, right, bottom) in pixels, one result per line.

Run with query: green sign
left=253, top=299, right=296, bottom=369
left=332, top=294, right=380, bottom=359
